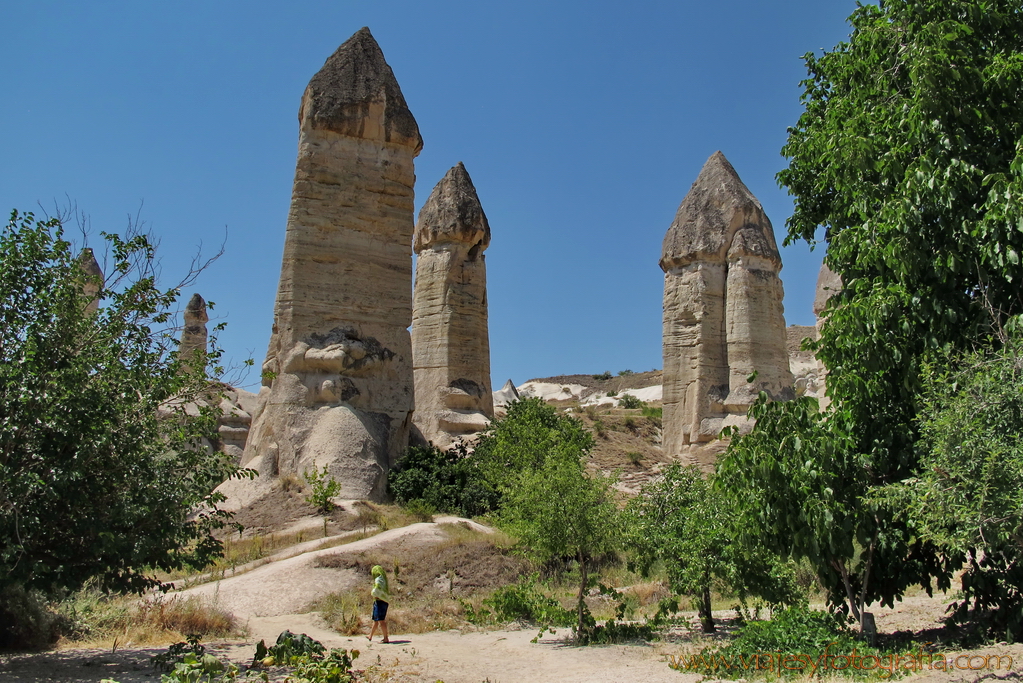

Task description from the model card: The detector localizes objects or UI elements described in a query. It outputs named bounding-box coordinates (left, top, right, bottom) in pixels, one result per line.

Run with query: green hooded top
left=371, top=565, right=390, bottom=602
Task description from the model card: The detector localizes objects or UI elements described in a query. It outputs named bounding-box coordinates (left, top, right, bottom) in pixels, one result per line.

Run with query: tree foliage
left=887, top=334, right=1023, bottom=638
left=388, top=443, right=497, bottom=517
left=720, top=0, right=1023, bottom=624
left=629, top=463, right=802, bottom=633
left=0, top=210, right=246, bottom=598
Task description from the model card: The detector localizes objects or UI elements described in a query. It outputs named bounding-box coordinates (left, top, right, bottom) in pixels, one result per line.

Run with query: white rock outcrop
left=239, top=27, right=423, bottom=502
left=411, top=163, right=493, bottom=448
left=660, top=152, right=793, bottom=468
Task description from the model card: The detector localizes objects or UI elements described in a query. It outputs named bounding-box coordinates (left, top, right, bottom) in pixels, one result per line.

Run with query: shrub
left=592, top=371, right=612, bottom=381
left=627, top=452, right=642, bottom=465
left=676, top=606, right=896, bottom=679
left=618, top=394, right=644, bottom=410
left=389, top=443, right=497, bottom=517
left=304, top=465, right=342, bottom=513
left=617, top=369, right=634, bottom=376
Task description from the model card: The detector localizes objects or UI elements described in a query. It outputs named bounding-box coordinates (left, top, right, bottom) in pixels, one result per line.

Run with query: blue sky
left=1, top=1, right=855, bottom=389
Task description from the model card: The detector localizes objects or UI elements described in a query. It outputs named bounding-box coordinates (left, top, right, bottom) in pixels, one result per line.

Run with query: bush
left=304, top=465, right=342, bottom=513
left=462, top=575, right=574, bottom=628
left=618, top=394, right=643, bottom=410
left=389, top=443, right=497, bottom=518
left=677, top=606, right=896, bottom=679
left=0, top=585, right=65, bottom=650
left=592, top=371, right=612, bottom=381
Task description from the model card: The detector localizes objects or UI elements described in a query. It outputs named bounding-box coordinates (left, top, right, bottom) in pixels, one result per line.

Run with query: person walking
left=367, top=564, right=390, bottom=643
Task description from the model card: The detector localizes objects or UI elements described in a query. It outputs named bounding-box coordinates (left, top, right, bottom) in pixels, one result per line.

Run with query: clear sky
left=1, top=1, right=855, bottom=390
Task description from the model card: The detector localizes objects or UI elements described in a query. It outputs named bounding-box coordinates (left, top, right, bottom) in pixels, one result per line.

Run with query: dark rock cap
left=78, top=248, right=102, bottom=279
left=300, top=27, right=422, bottom=152
left=414, top=162, right=491, bottom=253
left=660, top=151, right=780, bottom=271
left=184, top=293, right=208, bottom=325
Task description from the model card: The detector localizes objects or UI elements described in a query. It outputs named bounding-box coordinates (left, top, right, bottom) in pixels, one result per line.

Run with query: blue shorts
left=372, top=599, right=389, bottom=622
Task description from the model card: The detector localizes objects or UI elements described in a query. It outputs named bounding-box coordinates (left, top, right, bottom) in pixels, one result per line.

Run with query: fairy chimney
left=239, top=27, right=423, bottom=502
left=411, top=163, right=493, bottom=448
left=179, top=293, right=208, bottom=372
left=78, top=248, right=103, bottom=314
left=660, top=152, right=793, bottom=468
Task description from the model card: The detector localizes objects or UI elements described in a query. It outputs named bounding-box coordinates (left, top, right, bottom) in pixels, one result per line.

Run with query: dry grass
left=312, top=523, right=530, bottom=635
left=58, top=592, right=238, bottom=648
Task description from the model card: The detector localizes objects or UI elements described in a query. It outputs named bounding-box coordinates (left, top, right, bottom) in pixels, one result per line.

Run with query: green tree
left=722, top=0, right=1023, bottom=624
left=0, top=210, right=247, bottom=599
left=887, top=334, right=1023, bottom=638
left=388, top=443, right=497, bottom=517
left=630, top=463, right=802, bottom=633
left=473, top=397, right=594, bottom=494
left=499, top=452, right=622, bottom=639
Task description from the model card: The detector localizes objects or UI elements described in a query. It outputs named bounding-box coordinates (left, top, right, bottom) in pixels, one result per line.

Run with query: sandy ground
left=3, top=519, right=1022, bottom=683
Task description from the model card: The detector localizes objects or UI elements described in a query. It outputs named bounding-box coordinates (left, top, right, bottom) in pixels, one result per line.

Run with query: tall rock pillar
left=660, top=152, right=793, bottom=468
left=179, top=293, right=208, bottom=373
left=78, top=248, right=103, bottom=314
left=411, top=163, right=493, bottom=448
left=242, top=27, right=423, bottom=501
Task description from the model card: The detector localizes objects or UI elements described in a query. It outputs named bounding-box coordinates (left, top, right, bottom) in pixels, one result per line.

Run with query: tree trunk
left=700, top=579, right=715, bottom=633
left=577, top=550, right=588, bottom=639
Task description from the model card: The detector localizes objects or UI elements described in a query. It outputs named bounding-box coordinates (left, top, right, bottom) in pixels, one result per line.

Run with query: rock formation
left=239, top=27, right=423, bottom=502
left=660, top=151, right=793, bottom=468
left=812, top=261, right=842, bottom=409
left=78, top=248, right=103, bottom=314
left=492, top=379, right=521, bottom=411
left=411, top=163, right=493, bottom=448
left=179, top=293, right=208, bottom=372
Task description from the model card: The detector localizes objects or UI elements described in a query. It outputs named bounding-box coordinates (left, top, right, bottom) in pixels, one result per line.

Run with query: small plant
left=292, top=648, right=360, bottom=683
left=618, top=394, right=644, bottom=409
left=403, top=499, right=435, bottom=522
left=606, top=390, right=618, bottom=397
left=626, top=451, right=642, bottom=465
left=617, top=369, right=634, bottom=376
left=254, top=630, right=325, bottom=667
left=592, top=371, right=613, bottom=381
left=279, top=473, right=303, bottom=492
left=641, top=405, right=662, bottom=419
left=320, top=593, right=364, bottom=635
left=592, top=419, right=606, bottom=438
left=152, top=634, right=205, bottom=672
left=304, top=465, right=341, bottom=513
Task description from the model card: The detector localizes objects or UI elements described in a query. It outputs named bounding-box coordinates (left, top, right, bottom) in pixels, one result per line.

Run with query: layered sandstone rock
left=411, top=163, right=493, bottom=448
left=179, top=293, right=208, bottom=373
left=78, top=248, right=103, bottom=314
left=238, top=27, right=422, bottom=502
left=660, top=152, right=793, bottom=468
left=812, top=262, right=842, bottom=409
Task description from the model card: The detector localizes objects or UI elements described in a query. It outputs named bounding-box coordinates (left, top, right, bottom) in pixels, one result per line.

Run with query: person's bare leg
left=369, top=620, right=379, bottom=641
left=381, top=620, right=389, bottom=643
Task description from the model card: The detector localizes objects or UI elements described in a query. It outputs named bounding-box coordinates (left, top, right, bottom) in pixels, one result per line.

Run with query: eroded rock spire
left=78, top=248, right=103, bottom=314
left=179, top=293, right=208, bottom=373
left=238, top=27, right=422, bottom=503
left=411, top=163, right=493, bottom=448
left=661, top=152, right=793, bottom=467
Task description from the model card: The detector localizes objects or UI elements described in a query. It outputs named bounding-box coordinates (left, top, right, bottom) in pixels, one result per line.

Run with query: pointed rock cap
left=184, top=293, right=209, bottom=326
left=813, top=262, right=842, bottom=317
left=78, top=248, right=102, bottom=279
left=78, top=248, right=103, bottom=313
left=299, top=27, right=422, bottom=152
left=414, top=162, right=491, bottom=253
left=660, top=151, right=780, bottom=271
left=492, top=379, right=521, bottom=408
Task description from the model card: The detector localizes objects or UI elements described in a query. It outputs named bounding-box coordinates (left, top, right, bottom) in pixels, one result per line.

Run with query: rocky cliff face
left=239, top=27, right=422, bottom=503
left=660, top=152, right=793, bottom=467
left=411, top=163, right=493, bottom=448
